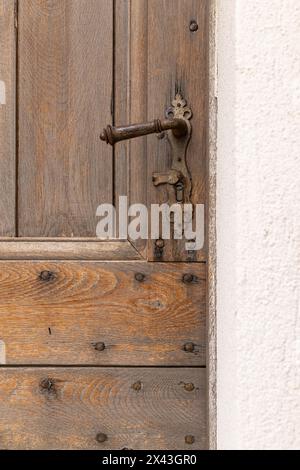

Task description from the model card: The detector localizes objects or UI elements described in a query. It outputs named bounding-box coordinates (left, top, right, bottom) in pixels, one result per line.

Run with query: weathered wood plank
left=0, top=0, right=16, bottom=236
left=0, top=367, right=207, bottom=450
left=114, top=0, right=148, bottom=258
left=146, top=0, right=208, bottom=261
left=0, top=261, right=206, bottom=365
left=18, top=0, right=113, bottom=237
left=114, top=0, right=208, bottom=261
left=0, top=238, right=141, bottom=260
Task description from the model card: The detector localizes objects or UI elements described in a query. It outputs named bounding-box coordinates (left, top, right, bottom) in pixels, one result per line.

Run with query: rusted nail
left=135, top=272, right=145, bottom=282
left=39, top=270, right=55, bottom=282
left=182, top=273, right=198, bottom=284
left=189, top=20, right=198, bottom=32
left=185, top=435, right=195, bottom=445
left=155, top=239, right=165, bottom=248
left=184, top=383, right=195, bottom=392
left=40, top=378, right=55, bottom=393
left=183, top=342, right=195, bottom=353
left=94, top=342, right=105, bottom=352
left=131, top=381, right=142, bottom=391
left=96, top=432, right=108, bottom=443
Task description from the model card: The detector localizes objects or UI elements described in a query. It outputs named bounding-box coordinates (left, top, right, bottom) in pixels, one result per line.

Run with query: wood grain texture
left=114, top=0, right=208, bottom=261
left=147, top=0, right=208, bottom=261
left=18, top=0, right=113, bottom=237
left=0, top=367, right=207, bottom=450
left=0, top=0, right=16, bottom=236
left=0, top=238, right=141, bottom=260
left=114, top=0, right=148, bottom=257
left=0, top=261, right=206, bottom=365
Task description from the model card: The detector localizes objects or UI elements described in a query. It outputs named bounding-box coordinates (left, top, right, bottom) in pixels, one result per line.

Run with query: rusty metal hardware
left=157, top=94, right=192, bottom=205
left=131, top=381, right=142, bottom=391
left=183, top=342, right=195, bottom=353
left=182, top=273, right=199, bottom=284
left=39, top=378, right=57, bottom=395
left=154, top=238, right=165, bottom=259
left=100, top=117, right=187, bottom=145
left=134, top=272, right=145, bottom=282
left=189, top=20, right=198, bottom=32
left=100, top=94, right=193, bottom=206
left=185, top=435, right=195, bottom=445
left=39, top=270, right=55, bottom=282
left=184, top=382, right=195, bottom=392
left=96, top=433, right=108, bottom=443
left=94, top=341, right=105, bottom=351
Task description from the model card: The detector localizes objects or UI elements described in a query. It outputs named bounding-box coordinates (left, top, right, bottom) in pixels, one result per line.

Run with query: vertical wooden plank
left=18, top=0, right=113, bottom=237
left=115, top=0, right=207, bottom=261
left=146, top=0, right=208, bottom=261
left=115, top=0, right=148, bottom=257
left=0, top=0, right=16, bottom=236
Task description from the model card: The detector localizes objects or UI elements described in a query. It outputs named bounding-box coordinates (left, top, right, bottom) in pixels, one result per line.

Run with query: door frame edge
left=207, top=0, right=217, bottom=451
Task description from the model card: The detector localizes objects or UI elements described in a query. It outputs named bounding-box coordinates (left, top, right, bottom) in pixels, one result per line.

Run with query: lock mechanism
left=100, top=93, right=192, bottom=204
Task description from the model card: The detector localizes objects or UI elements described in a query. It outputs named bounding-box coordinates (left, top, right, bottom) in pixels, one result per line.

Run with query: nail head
left=135, top=272, right=145, bottom=282
left=182, top=273, right=197, bottom=284
left=132, top=381, right=142, bottom=391
left=184, top=383, right=195, bottom=392
left=189, top=20, right=198, bottom=32
left=96, top=433, right=108, bottom=443
left=185, top=435, right=195, bottom=445
left=39, top=270, right=55, bottom=282
left=184, top=342, right=195, bottom=353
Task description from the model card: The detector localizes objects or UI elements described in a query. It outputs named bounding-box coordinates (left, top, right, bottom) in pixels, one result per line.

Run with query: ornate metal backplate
left=152, top=94, right=192, bottom=205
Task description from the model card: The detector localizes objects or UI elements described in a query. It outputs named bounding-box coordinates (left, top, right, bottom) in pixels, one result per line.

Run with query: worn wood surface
left=146, top=0, right=208, bottom=261
left=0, top=367, right=207, bottom=450
left=0, top=0, right=209, bottom=450
left=114, top=0, right=148, bottom=257
left=0, top=238, right=141, bottom=260
left=0, top=261, right=205, bottom=365
left=18, top=0, right=113, bottom=237
left=0, top=0, right=16, bottom=236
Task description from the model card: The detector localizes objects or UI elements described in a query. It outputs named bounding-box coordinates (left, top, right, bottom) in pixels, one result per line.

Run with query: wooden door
left=0, top=0, right=208, bottom=450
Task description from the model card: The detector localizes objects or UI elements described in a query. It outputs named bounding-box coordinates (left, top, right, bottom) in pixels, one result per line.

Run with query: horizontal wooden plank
left=0, top=261, right=206, bottom=366
left=0, top=239, right=141, bottom=260
left=0, top=367, right=207, bottom=450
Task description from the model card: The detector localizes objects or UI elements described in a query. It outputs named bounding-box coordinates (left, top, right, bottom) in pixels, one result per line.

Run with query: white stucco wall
left=216, top=0, right=300, bottom=449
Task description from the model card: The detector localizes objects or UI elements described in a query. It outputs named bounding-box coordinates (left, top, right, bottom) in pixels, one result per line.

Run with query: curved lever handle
left=100, top=118, right=188, bottom=146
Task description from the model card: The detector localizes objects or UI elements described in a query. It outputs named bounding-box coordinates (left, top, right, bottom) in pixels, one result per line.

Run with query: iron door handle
left=100, top=94, right=193, bottom=205
left=100, top=117, right=188, bottom=145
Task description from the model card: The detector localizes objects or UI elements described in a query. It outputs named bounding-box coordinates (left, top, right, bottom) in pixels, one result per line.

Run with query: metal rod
left=100, top=118, right=187, bottom=146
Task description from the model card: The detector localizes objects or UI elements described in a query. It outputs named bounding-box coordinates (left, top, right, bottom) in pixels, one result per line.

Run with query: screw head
left=94, top=342, right=105, bottom=352
left=184, top=342, right=195, bottom=353
left=185, top=435, right=195, bottom=445
left=189, top=20, right=198, bottom=32
left=39, top=270, right=55, bottom=282
left=96, top=432, right=108, bottom=443
left=135, top=272, right=145, bottom=282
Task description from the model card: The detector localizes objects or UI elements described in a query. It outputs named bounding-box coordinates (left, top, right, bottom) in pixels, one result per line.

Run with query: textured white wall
left=216, top=0, right=300, bottom=449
